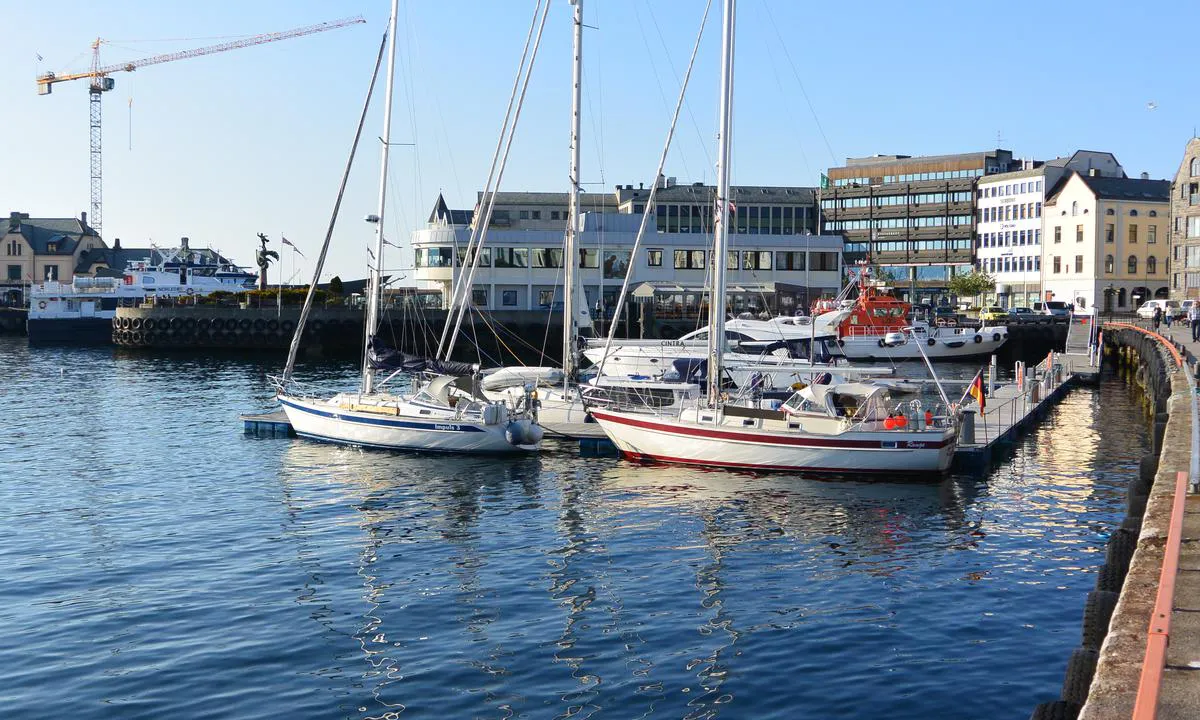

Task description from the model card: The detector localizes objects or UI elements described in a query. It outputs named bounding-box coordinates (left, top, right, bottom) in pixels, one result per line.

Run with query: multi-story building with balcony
left=821, top=149, right=1017, bottom=303
left=1169, top=137, right=1200, bottom=299
left=1042, top=172, right=1170, bottom=313
left=976, top=151, right=1124, bottom=307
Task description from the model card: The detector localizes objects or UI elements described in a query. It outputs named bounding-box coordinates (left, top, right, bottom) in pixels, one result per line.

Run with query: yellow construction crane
left=36, top=16, right=366, bottom=238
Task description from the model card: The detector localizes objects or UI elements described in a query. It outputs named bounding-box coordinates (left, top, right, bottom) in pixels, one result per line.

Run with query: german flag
left=968, top=370, right=985, bottom=412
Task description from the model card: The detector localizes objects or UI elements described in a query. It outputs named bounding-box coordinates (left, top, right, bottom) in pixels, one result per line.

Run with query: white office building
left=975, top=151, right=1124, bottom=308
left=410, top=189, right=842, bottom=318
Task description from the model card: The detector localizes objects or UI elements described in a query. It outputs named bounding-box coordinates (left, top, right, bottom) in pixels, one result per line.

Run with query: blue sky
left=2, top=0, right=1197, bottom=284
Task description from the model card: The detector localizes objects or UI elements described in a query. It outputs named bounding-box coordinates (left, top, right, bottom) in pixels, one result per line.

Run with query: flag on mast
left=967, top=370, right=986, bottom=412
left=280, top=236, right=305, bottom=258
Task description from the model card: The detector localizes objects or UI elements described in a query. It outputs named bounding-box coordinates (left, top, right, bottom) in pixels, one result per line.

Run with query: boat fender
left=974, top=334, right=982, bottom=343
left=37, top=301, right=47, bottom=310
left=505, top=419, right=543, bottom=446
left=170, top=317, right=183, bottom=329
left=927, top=338, right=936, bottom=347
left=144, top=318, right=156, bottom=331
left=131, top=318, right=143, bottom=330
left=281, top=320, right=295, bottom=332
left=240, top=318, right=252, bottom=331
left=183, top=317, right=196, bottom=330
left=266, top=319, right=279, bottom=332
left=993, top=333, right=1001, bottom=342
left=254, top=318, right=266, bottom=331
left=131, top=331, right=142, bottom=343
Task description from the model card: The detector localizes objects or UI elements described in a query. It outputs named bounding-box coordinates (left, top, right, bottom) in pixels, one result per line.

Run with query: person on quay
left=1189, top=302, right=1200, bottom=342
left=1153, top=305, right=1162, bottom=332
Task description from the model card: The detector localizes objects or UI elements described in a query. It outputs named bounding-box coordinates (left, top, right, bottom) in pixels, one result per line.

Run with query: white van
left=1136, top=299, right=1181, bottom=320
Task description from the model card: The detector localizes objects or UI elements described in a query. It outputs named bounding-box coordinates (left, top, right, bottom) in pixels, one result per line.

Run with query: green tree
left=948, top=270, right=995, bottom=305
left=329, top=275, right=344, bottom=295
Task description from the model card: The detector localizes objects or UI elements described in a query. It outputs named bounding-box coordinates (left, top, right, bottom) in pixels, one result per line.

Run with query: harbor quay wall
left=1030, top=328, right=1194, bottom=719
left=110, top=307, right=576, bottom=365
left=0, top=307, right=26, bottom=335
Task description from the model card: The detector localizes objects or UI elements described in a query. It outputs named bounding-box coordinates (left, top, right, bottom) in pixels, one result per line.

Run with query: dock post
left=961, top=409, right=976, bottom=445
left=989, top=355, right=997, bottom=394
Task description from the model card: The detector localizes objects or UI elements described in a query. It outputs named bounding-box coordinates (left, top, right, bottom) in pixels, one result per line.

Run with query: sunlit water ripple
left=0, top=338, right=1145, bottom=719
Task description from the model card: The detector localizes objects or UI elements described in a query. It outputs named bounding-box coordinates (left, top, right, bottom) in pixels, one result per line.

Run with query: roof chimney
left=181, top=236, right=190, bottom=252
left=113, top=237, right=121, bottom=251
left=1140, top=171, right=1150, bottom=180
left=80, top=210, right=88, bottom=229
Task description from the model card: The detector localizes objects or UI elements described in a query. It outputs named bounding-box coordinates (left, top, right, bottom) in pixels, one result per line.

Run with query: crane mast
left=36, top=16, right=366, bottom=238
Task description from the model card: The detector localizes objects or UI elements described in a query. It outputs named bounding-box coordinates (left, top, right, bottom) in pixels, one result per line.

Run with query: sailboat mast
left=707, top=0, right=735, bottom=405
left=563, top=0, right=584, bottom=386
left=361, top=0, right=401, bottom=395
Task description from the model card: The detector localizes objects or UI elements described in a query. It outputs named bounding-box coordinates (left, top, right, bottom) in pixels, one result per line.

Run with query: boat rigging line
left=594, top=0, right=714, bottom=381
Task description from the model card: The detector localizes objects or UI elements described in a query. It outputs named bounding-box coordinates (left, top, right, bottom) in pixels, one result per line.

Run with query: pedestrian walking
left=1153, top=305, right=1162, bottom=331
left=1188, top=302, right=1200, bottom=342
left=1166, top=307, right=1174, bottom=329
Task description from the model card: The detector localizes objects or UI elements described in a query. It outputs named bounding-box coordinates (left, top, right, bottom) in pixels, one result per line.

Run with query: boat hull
left=591, top=408, right=955, bottom=475
left=839, top=328, right=1007, bottom=361
left=278, top=395, right=535, bottom=454
left=27, top=316, right=114, bottom=346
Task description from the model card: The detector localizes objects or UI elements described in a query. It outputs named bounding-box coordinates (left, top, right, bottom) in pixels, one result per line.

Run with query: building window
left=674, top=249, right=705, bottom=270
left=6, top=264, right=20, bottom=280
left=1148, top=225, right=1158, bottom=244
left=532, top=248, right=563, bottom=268
left=538, top=289, right=555, bottom=307
left=1149, top=210, right=1158, bottom=217
left=1052, top=256, right=1061, bottom=273
left=1075, top=255, right=1083, bottom=273
left=1076, top=224, right=1083, bottom=242
left=471, top=288, right=487, bottom=306
left=742, top=250, right=772, bottom=270
left=1128, top=255, right=1138, bottom=273
left=634, top=204, right=644, bottom=215
left=43, top=265, right=58, bottom=281
left=551, top=210, right=560, bottom=220
left=494, top=247, right=528, bottom=268
left=1106, top=208, right=1115, bottom=215
left=776, top=251, right=806, bottom=270
left=1105, top=223, right=1114, bottom=243
left=1192, top=157, right=1200, bottom=176
left=501, top=290, right=518, bottom=307
left=1105, top=255, right=1114, bottom=274
left=1148, top=256, right=1158, bottom=274
left=1129, top=209, right=1138, bottom=217
left=519, top=210, right=529, bottom=220
left=1190, top=217, right=1200, bottom=238
left=1129, top=224, right=1138, bottom=244
left=5, top=241, right=21, bottom=256
left=578, top=248, right=599, bottom=268
left=531, top=210, right=541, bottom=220
left=1071, top=201, right=1079, bottom=216
left=647, top=248, right=663, bottom=267
left=415, top=247, right=454, bottom=267
left=456, top=247, right=491, bottom=267
left=1054, top=226, right=1062, bottom=244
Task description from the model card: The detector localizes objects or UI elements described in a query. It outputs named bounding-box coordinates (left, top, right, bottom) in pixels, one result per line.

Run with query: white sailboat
left=274, top=1, right=542, bottom=454
left=589, top=0, right=959, bottom=475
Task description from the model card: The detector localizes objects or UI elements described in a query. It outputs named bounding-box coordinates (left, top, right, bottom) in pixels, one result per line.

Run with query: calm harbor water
left=0, top=337, right=1145, bottom=719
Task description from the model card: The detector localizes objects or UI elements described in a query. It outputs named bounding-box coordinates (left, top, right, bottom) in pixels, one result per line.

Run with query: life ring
left=974, top=334, right=982, bottom=344
left=927, top=338, right=936, bottom=347
left=993, top=333, right=1001, bottom=342
left=185, top=287, right=195, bottom=296
left=37, top=301, right=47, bottom=310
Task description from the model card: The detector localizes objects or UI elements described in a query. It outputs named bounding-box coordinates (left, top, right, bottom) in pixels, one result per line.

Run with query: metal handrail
left=1131, top=471, right=1189, bottom=719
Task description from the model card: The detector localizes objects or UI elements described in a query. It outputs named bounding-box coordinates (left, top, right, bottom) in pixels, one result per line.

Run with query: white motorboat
left=588, top=0, right=958, bottom=475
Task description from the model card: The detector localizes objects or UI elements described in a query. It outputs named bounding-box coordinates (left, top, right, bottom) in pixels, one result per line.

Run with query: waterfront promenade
left=1081, top=318, right=1200, bottom=720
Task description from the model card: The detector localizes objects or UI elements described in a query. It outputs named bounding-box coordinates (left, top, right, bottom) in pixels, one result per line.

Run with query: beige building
left=1041, top=172, right=1170, bottom=313
left=1169, top=137, right=1200, bottom=298
left=2, top=211, right=105, bottom=302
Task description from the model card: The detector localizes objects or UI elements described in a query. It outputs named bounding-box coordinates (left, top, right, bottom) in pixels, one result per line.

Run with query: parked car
left=1034, top=300, right=1072, bottom=320
left=979, top=306, right=1008, bottom=323
left=1136, top=299, right=1181, bottom=320
left=1007, top=306, right=1037, bottom=323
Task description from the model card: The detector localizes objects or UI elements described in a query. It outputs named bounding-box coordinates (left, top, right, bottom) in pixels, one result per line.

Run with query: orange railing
left=1131, top=470, right=1190, bottom=719
left=1103, top=322, right=1183, bottom=368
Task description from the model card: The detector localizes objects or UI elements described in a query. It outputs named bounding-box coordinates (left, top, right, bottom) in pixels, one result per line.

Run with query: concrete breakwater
left=110, top=307, right=569, bottom=365
left=108, top=305, right=1066, bottom=366
left=1027, top=326, right=1197, bottom=719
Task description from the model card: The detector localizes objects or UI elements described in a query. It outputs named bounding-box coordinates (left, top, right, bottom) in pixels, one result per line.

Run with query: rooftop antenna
left=996, top=130, right=1005, bottom=148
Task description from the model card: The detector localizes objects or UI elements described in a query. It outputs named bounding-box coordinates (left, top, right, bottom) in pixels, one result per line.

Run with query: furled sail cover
left=367, top=337, right=478, bottom=376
